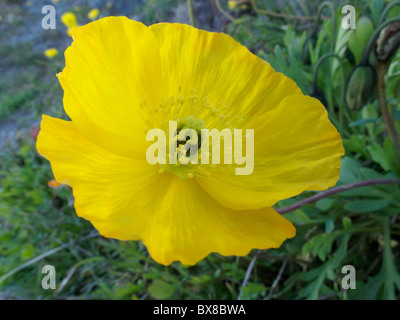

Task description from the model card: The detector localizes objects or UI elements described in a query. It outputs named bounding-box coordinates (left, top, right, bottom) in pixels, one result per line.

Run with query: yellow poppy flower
left=88, top=8, right=100, bottom=20
left=44, top=48, right=58, bottom=58
left=37, top=17, right=344, bottom=265
left=61, top=12, right=77, bottom=29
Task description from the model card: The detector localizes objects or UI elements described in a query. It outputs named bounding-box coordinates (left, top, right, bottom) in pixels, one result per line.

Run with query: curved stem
left=361, top=17, right=400, bottom=65
left=377, top=61, right=400, bottom=166
left=379, top=1, right=400, bottom=25
left=311, top=1, right=336, bottom=52
left=277, top=179, right=400, bottom=214
left=249, top=0, right=316, bottom=21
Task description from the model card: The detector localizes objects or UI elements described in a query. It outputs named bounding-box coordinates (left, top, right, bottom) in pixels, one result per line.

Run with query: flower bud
left=375, top=22, right=400, bottom=62
left=345, top=64, right=375, bottom=110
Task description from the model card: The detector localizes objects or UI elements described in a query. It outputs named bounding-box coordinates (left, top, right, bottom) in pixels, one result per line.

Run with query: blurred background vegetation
left=0, top=0, right=399, bottom=300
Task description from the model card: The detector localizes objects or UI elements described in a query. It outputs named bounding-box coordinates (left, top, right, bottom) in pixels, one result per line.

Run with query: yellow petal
left=37, top=115, right=294, bottom=265
left=37, top=115, right=160, bottom=228
left=143, top=177, right=295, bottom=265
left=149, top=23, right=302, bottom=129
left=59, top=17, right=165, bottom=159
left=196, top=95, right=344, bottom=210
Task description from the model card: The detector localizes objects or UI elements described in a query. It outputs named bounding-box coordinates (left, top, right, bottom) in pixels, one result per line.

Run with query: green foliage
left=0, top=0, right=399, bottom=300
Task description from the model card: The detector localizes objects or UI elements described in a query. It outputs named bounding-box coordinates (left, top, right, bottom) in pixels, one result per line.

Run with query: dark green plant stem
left=382, top=217, right=397, bottom=300
left=377, top=61, right=400, bottom=165
left=379, top=1, right=400, bottom=25
left=187, top=0, right=196, bottom=27
left=361, top=17, right=400, bottom=65
left=277, top=179, right=400, bottom=214
left=311, top=1, right=336, bottom=52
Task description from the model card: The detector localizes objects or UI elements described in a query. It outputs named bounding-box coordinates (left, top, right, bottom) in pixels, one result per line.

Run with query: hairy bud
left=375, top=22, right=400, bottom=62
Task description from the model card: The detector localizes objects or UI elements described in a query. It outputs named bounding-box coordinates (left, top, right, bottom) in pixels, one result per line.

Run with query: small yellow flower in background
left=61, top=12, right=77, bottom=29
left=228, top=0, right=249, bottom=10
left=44, top=48, right=58, bottom=58
left=228, top=0, right=237, bottom=10
left=52, top=0, right=60, bottom=3
left=37, top=17, right=343, bottom=266
left=87, top=8, right=99, bottom=20
left=0, top=16, right=2, bottom=22
left=61, top=12, right=78, bottom=38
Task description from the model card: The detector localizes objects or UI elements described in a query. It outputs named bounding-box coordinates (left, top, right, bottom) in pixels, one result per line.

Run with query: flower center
left=160, top=115, right=207, bottom=179
left=143, top=89, right=244, bottom=179
left=177, top=116, right=205, bottom=150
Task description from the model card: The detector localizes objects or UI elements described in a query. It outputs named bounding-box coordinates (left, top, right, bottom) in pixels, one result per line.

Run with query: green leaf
left=344, top=198, right=392, bottom=213
left=342, top=217, right=352, bottom=230
left=349, top=118, right=378, bottom=127
left=368, top=143, right=392, bottom=172
left=148, top=280, right=176, bottom=300
left=285, top=209, right=313, bottom=224
left=338, top=157, right=362, bottom=184
left=369, top=0, right=384, bottom=25
left=348, top=17, right=374, bottom=64
left=241, top=283, right=266, bottom=300
left=302, top=232, right=339, bottom=261
left=315, top=198, right=335, bottom=211
left=20, top=244, right=35, bottom=260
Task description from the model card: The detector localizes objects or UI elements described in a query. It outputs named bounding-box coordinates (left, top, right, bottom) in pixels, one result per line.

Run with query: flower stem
left=379, top=1, right=400, bottom=25
left=376, top=61, right=400, bottom=165
left=187, top=0, right=196, bottom=27
left=277, top=179, right=400, bottom=214
left=311, top=1, right=336, bottom=52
